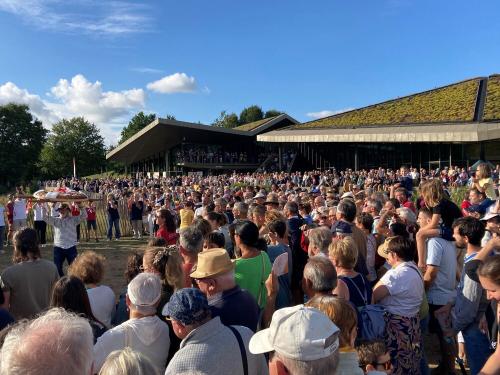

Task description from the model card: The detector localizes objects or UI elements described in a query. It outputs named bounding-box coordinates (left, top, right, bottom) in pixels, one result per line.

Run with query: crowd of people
left=173, top=144, right=263, bottom=165
left=0, top=163, right=499, bottom=375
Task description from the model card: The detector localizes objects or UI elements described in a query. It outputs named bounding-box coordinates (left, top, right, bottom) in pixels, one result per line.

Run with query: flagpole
left=73, top=157, right=76, bottom=178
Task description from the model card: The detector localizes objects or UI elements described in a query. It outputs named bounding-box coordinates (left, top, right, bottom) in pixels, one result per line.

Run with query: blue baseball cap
left=332, top=220, right=352, bottom=235
left=162, top=288, right=210, bottom=325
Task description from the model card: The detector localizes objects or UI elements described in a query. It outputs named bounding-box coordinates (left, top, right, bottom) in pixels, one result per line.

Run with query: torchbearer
left=42, top=201, right=87, bottom=277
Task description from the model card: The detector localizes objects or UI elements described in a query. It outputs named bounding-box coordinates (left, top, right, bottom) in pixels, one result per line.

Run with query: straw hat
left=377, top=236, right=398, bottom=259
left=190, top=248, right=235, bottom=279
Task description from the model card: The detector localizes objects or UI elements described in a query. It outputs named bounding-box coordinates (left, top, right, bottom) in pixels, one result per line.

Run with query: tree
left=119, top=112, right=157, bottom=144
left=212, top=111, right=240, bottom=128
left=264, top=109, right=283, bottom=118
left=239, top=105, right=264, bottom=125
left=0, top=103, right=47, bottom=187
left=39, top=117, right=106, bottom=178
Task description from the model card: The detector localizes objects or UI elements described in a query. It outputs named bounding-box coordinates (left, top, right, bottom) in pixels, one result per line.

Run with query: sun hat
left=254, top=191, right=267, bottom=199
left=189, top=248, right=235, bottom=279
left=127, top=273, right=162, bottom=307
left=264, top=193, right=279, bottom=205
left=249, top=305, right=340, bottom=361
left=340, top=191, right=355, bottom=200
left=162, top=288, right=210, bottom=325
left=481, top=211, right=499, bottom=221
left=377, top=236, right=398, bottom=259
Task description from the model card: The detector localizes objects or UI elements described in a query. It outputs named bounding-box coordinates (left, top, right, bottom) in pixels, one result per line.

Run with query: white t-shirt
left=13, top=199, right=27, bottom=220
left=33, top=204, right=45, bottom=221
left=93, top=316, right=170, bottom=373
left=0, top=206, right=5, bottom=226
left=87, top=285, right=116, bottom=328
left=380, top=261, right=423, bottom=317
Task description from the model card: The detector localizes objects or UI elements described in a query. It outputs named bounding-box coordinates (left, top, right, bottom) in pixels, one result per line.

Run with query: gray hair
left=366, top=198, right=383, bottom=213
left=276, top=348, right=339, bottom=375
left=99, top=347, right=159, bottom=375
left=179, top=226, right=203, bottom=254
left=396, top=207, right=417, bottom=225
left=233, top=202, right=248, bottom=217
left=0, top=308, right=93, bottom=375
left=308, top=227, right=332, bottom=255
left=303, top=256, right=337, bottom=292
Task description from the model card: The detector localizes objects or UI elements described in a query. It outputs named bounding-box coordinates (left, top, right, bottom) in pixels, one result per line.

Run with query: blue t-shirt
left=426, top=237, right=457, bottom=305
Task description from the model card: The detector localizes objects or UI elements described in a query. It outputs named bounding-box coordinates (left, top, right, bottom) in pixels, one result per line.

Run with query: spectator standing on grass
left=0, top=228, right=59, bottom=320
left=70, top=201, right=81, bottom=242
left=50, top=275, right=107, bottom=343
left=164, top=288, right=268, bottom=375
left=436, top=217, right=492, bottom=375
left=93, top=273, right=170, bottom=374
left=68, top=251, right=116, bottom=328
left=12, top=193, right=27, bottom=231
left=42, top=202, right=86, bottom=276
left=32, top=201, right=47, bottom=247
left=373, top=236, right=423, bottom=375
left=155, top=208, right=178, bottom=245
left=85, top=201, right=99, bottom=242
left=107, top=194, right=121, bottom=241
left=129, top=193, right=144, bottom=239
left=0, top=308, right=94, bottom=375
left=6, top=194, right=14, bottom=245
left=417, top=206, right=457, bottom=374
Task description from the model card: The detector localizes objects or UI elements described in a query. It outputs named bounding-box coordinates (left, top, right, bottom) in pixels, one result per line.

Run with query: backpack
left=342, top=275, right=387, bottom=341
left=358, top=304, right=387, bottom=341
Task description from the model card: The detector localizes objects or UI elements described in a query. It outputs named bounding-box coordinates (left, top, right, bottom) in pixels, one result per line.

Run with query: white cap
left=340, top=192, right=355, bottom=199
left=481, top=211, right=499, bottom=221
left=249, top=305, right=339, bottom=361
left=127, top=273, right=162, bottom=307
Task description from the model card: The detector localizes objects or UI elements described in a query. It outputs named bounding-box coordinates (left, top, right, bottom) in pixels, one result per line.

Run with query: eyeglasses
left=374, top=359, right=392, bottom=371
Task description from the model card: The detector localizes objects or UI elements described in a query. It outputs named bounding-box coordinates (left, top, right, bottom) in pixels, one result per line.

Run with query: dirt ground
left=0, top=236, right=469, bottom=373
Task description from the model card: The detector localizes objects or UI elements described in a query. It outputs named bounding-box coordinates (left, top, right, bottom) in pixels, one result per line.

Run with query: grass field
left=0, top=237, right=149, bottom=296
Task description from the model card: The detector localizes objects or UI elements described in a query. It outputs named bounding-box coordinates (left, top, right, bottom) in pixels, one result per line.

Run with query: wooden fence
left=25, top=197, right=136, bottom=241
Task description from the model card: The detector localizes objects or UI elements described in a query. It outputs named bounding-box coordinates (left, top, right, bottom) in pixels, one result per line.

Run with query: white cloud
left=306, top=108, right=354, bottom=119
left=0, top=74, right=146, bottom=144
left=0, top=0, right=152, bottom=35
left=147, top=73, right=198, bottom=94
left=131, top=67, right=164, bottom=74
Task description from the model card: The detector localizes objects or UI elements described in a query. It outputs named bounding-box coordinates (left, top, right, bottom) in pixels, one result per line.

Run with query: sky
left=0, top=0, right=499, bottom=145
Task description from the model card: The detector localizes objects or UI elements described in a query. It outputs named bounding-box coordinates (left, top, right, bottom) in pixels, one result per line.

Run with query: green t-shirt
left=235, top=251, right=272, bottom=308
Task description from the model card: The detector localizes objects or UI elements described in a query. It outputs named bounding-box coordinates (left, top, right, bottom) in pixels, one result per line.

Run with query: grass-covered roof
left=292, top=78, right=481, bottom=129
left=483, top=75, right=500, bottom=122
left=233, top=116, right=278, bottom=131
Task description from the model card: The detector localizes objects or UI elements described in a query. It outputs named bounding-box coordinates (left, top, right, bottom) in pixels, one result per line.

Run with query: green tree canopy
left=0, top=103, right=47, bottom=187
left=264, top=109, right=283, bottom=118
left=212, top=111, right=239, bottom=128
left=239, top=105, right=264, bottom=125
left=119, top=112, right=157, bottom=144
left=40, top=117, right=106, bottom=178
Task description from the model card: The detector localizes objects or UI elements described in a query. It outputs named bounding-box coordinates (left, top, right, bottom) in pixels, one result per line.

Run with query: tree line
left=0, top=103, right=282, bottom=190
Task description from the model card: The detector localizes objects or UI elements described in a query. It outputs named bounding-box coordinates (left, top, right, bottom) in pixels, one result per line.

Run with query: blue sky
left=0, top=0, right=499, bottom=144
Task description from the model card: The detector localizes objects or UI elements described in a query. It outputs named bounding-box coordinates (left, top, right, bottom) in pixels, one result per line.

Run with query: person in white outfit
left=93, top=273, right=170, bottom=374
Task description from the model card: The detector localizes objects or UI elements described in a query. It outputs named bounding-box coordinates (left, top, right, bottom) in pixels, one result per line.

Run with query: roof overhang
left=107, top=118, right=253, bottom=164
left=257, top=122, right=500, bottom=143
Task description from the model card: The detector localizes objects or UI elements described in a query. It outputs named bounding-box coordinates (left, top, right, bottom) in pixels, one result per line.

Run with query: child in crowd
left=416, top=179, right=462, bottom=270
left=473, top=163, right=497, bottom=201
left=356, top=340, right=392, bottom=374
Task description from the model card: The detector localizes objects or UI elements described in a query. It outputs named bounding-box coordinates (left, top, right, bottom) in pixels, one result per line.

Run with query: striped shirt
left=43, top=208, right=87, bottom=249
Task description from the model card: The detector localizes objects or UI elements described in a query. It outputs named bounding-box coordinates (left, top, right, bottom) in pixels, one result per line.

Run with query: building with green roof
left=258, top=74, right=500, bottom=170
left=107, top=75, right=500, bottom=174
